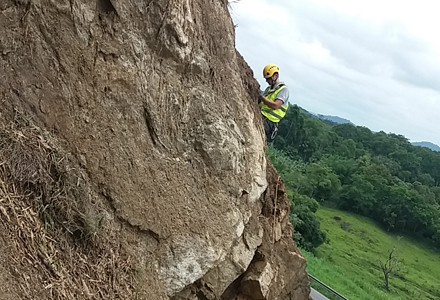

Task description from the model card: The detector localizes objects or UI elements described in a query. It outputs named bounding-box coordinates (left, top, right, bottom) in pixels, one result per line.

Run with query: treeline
left=270, top=105, right=440, bottom=251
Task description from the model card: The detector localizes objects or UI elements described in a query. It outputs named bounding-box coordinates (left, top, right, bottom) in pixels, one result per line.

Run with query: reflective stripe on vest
left=260, top=83, right=289, bottom=123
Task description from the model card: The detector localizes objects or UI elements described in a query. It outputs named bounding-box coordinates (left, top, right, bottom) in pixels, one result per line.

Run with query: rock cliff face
left=0, top=0, right=310, bottom=299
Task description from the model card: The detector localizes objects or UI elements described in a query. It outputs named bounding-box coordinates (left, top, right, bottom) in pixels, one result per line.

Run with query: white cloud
left=230, top=0, right=440, bottom=146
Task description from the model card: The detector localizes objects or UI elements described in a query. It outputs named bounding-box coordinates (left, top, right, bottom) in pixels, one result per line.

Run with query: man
left=258, top=64, right=289, bottom=142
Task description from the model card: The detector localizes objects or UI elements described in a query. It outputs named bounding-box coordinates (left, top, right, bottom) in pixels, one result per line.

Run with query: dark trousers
left=263, top=117, right=278, bottom=143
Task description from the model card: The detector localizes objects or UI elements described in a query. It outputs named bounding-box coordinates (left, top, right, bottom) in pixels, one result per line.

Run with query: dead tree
left=379, top=247, right=401, bottom=291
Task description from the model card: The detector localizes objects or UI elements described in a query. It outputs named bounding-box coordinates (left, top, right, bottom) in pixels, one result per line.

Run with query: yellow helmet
left=263, top=64, right=279, bottom=78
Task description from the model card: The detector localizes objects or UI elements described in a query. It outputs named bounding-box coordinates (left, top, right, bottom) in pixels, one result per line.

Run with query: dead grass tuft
left=0, top=111, right=136, bottom=299
left=71, top=211, right=106, bottom=242
left=0, top=112, right=84, bottom=236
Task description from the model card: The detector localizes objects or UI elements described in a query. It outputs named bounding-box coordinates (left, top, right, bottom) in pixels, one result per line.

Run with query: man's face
left=266, top=76, right=274, bottom=85
left=265, top=73, right=278, bottom=85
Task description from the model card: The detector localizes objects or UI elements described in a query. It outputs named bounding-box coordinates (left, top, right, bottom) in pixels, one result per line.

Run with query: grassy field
left=303, top=206, right=440, bottom=300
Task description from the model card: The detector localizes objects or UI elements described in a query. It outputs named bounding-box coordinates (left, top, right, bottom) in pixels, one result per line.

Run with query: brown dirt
left=0, top=0, right=310, bottom=299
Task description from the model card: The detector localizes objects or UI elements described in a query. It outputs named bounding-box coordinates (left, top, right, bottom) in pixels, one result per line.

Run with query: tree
left=274, top=105, right=306, bottom=159
left=379, top=246, right=401, bottom=292
left=296, top=161, right=341, bottom=203
left=289, top=192, right=326, bottom=252
left=339, top=174, right=376, bottom=214
left=389, top=149, right=421, bottom=181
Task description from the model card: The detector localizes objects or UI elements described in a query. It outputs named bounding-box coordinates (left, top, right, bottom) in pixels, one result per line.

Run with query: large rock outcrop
left=0, top=0, right=310, bottom=299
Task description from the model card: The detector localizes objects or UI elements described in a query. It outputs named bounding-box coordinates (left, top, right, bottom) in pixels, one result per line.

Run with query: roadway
left=311, top=288, right=330, bottom=300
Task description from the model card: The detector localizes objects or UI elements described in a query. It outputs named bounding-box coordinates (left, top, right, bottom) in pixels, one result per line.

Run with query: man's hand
left=258, top=95, right=264, bottom=103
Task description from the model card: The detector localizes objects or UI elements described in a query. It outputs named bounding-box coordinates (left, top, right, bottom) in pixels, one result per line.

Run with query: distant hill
left=299, top=108, right=352, bottom=126
left=412, top=141, right=440, bottom=152
left=296, top=106, right=439, bottom=152
left=317, top=114, right=352, bottom=125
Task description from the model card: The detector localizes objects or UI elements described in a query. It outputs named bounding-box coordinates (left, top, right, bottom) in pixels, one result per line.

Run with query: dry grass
left=0, top=112, right=86, bottom=237
left=0, top=111, right=136, bottom=299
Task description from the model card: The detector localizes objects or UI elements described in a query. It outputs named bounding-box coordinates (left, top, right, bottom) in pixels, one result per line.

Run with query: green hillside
left=267, top=105, right=440, bottom=299
left=304, top=206, right=440, bottom=300
left=269, top=104, right=440, bottom=252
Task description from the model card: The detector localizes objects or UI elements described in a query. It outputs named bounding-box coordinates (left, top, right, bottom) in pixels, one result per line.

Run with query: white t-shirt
left=275, top=86, right=289, bottom=104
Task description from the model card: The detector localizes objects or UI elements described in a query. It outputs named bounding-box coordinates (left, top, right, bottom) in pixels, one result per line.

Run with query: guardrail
left=308, top=274, right=349, bottom=300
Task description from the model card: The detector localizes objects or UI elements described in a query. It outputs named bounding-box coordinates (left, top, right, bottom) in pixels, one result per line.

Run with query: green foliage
left=267, top=146, right=326, bottom=251
left=271, top=105, right=440, bottom=248
left=273, top=105, right=307, bottom=160
left=303, top=162, right=341, bottom=202
left=289, top=192, right=326, bottom=252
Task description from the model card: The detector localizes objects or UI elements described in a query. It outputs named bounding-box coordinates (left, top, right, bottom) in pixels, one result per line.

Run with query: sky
left=229, top=0, right=440, bottom=146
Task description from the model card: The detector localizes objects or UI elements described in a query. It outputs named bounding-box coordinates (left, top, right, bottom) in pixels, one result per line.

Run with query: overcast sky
left=230, top=0, right=440, bottom=146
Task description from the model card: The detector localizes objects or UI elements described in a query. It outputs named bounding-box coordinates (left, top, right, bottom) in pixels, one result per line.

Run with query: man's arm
left=259, top=95, right=283, bottom=110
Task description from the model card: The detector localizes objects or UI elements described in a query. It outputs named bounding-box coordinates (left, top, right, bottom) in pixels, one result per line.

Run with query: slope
left=0, top=0, right=310, bottom=299
left=306, top=206, right=440, bottom=300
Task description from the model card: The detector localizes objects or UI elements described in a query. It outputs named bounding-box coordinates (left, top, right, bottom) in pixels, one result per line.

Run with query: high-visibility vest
left=260, top=83, right=289, bottom=123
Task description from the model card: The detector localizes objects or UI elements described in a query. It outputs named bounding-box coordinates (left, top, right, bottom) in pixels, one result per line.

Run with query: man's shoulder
left=277, top=83, right=289, bottom=92
left=278, top=82, right=288, bottom=88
